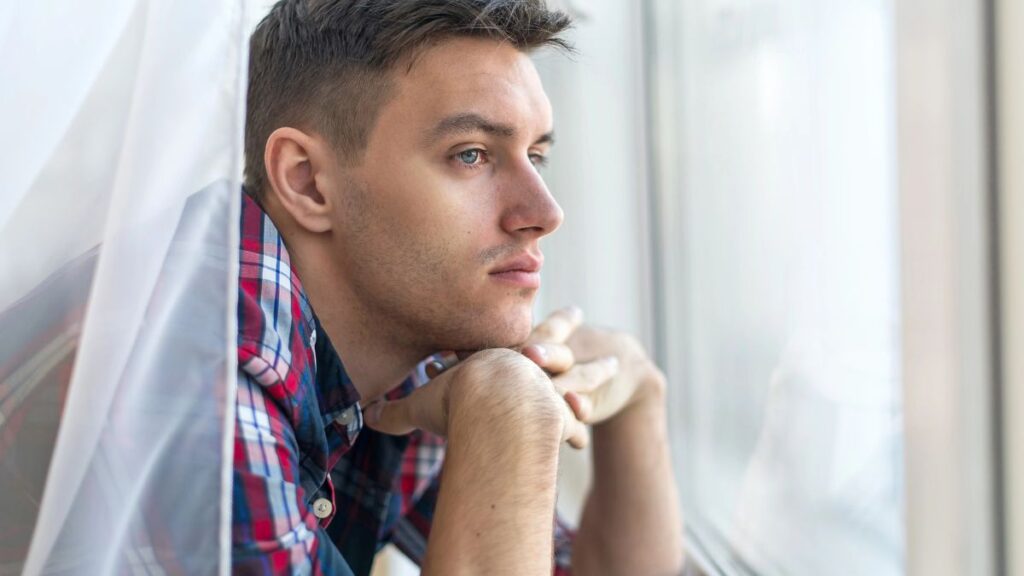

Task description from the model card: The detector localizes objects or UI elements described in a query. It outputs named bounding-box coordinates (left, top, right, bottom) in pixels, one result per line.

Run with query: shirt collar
left=239, top=189, right=459, bottom=429
left=239, top=189, right=361, bottom=425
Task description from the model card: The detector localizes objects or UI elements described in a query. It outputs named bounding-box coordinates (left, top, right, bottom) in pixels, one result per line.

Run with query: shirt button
left=335, top=406, right=356, bottom=426
left=313, top=498, right=333, bottom=519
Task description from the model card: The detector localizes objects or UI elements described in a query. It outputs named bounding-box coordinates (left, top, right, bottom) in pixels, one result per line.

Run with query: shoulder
left=238, top=289, right=314, bottom=403
left=236, top=191, right=315, bottom=391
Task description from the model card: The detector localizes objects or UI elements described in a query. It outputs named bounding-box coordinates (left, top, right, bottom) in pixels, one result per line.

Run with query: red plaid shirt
left=231, top=191, right=575, bottom=575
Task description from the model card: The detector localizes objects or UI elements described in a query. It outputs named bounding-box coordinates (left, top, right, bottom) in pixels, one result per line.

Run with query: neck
left=286, top=234, right=425, bottom=403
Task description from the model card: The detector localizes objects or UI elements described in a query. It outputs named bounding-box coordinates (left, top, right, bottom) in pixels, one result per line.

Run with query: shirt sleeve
left=552, top=511, right=576, bottom=576
left=387, top=473, right=578, bottom=575
left=232, top=370, right=352, bottom=576
left=386, top=473, right=436, bottom=566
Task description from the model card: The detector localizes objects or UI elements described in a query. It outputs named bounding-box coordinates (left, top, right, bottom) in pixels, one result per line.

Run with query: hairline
left=245, top=1, right=574, bottom=198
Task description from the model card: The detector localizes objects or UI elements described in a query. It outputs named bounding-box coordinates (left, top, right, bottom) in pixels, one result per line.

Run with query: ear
left=264, top=127, right=335, bottom=234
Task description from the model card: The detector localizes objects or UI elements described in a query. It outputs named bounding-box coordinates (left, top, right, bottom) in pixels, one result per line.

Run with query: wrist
left=634, top=365, right=668, bottom=407
left=597, top=365, right=668, bottom=431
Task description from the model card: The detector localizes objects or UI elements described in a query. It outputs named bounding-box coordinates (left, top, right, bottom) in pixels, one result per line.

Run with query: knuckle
left=553, top=343, right=575, bottom=361
left=614, top=332, right=645, bottom=355
left=464, top=348, right=542, bottom=378
left=593, top=330, right=648, bottom=365
left=451, top=348, right=554, bottom=404
left=529, top=325, right=556, bottom=342
left=552, top=311, right=574, bottom=328
left=645, top=365, right=668, bottom=395
left=467, top=347, right=522, bottom=364
left=532, top=393, right=568, bottom=430
left=583, top=360, right=612, bottom=380
left=442, top=350, right=567, bottom=444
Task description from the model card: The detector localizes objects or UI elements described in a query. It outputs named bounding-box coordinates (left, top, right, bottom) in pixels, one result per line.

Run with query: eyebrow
left=426, top=112, right=555, bottom=146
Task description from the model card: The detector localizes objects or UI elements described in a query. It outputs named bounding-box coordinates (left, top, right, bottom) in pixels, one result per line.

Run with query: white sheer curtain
left=0, top=1, right=249, bottom=574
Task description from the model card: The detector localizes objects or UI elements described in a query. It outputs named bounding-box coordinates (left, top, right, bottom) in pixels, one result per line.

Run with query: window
left=646, top=1, right=904, bottom=573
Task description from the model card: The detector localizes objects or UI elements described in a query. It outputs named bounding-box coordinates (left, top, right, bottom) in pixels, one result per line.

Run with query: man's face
left=327, top=37, right=563, bottom=353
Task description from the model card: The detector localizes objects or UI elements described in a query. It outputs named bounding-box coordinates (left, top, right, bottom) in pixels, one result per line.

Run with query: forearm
left=573, top=381, right=685, bottom=576
left=422, top=377, right=565, bottom=576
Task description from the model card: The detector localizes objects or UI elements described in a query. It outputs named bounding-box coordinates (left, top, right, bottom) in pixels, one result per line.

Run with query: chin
left=505, top=299, right=536, bottom=341
left=456, top=301, right=535, bottom=351
left=472, top=307, right=533, bottom=349
left=495, top=319, right=534, bottom=348
left=417, top=293, right=536, bottom=352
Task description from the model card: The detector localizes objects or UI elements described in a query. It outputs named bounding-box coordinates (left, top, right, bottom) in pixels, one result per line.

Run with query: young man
left=234, top=1, right=683, bottom=574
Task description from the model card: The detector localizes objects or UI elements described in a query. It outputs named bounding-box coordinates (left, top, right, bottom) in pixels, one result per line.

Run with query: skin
left=264, top=37, right=562, bottom=398
left=558, top=323, right=686, bottom=575
left=260, top=35, right=683, bottom=575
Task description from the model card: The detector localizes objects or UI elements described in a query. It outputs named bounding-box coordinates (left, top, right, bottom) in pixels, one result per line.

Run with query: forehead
left=387, top=36, right=554, bottom=136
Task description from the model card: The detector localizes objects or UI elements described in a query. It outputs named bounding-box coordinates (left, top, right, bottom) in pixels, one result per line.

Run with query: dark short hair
left=244, top=0, right=573, bottom=197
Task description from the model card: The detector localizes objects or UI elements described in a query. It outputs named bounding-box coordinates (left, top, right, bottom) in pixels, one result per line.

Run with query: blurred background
left=490, top=0, right=1021, bottom=575
left=2, top=0, right=1022, bottom=575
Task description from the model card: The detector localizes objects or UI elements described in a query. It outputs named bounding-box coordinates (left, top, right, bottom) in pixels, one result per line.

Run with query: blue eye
left=458, top=149, right=481, bottom=164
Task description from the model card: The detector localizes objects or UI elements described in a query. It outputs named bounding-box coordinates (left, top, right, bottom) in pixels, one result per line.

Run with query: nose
left=498, top=161, right=564, bottom=239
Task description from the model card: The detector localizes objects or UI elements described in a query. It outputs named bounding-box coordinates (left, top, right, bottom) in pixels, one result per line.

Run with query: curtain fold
left=0, top=1, right=249, bottom=574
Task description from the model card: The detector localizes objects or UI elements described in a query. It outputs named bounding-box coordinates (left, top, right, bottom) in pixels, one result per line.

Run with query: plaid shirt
left=232, top=191, right=575, bottom=575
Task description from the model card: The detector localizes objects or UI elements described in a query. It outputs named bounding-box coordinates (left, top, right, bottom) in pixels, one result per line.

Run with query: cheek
left=383, top=178, right=496, bottom=258
left=356, top=162, right=510, bottom=289
left=373, top=161, right=481, bottom=229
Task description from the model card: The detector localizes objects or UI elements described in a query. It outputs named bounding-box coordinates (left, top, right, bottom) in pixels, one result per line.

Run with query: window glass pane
left=650, top=1, right=903, bottom=574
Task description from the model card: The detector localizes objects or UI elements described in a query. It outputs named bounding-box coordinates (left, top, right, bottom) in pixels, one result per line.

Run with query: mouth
left=488, top=253, right=543, bottom=289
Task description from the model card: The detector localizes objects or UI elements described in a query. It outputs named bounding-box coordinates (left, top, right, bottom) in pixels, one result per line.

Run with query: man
left=234, top=1, right=683, bottom=574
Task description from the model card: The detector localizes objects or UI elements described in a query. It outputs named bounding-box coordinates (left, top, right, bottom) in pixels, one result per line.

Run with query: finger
left=363, top=374, right=451, bottom=437
left=521, top=342, right=575, bottom=374
left=524, top=306, right=584, bottom=347
left=562, top=407, right=590, bottom=450
left=363, top=398, right=419, bottom=436
left=555, top=355, right=619, bottom=394
left=562, top=390, right=593, bottom=422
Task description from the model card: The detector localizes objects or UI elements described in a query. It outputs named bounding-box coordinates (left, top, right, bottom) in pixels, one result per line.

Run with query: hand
left=362, top=348, right=591, bottom=449
left=518, top=307, right=619, bottom=425
left=522, top=308, right=666, bottom=426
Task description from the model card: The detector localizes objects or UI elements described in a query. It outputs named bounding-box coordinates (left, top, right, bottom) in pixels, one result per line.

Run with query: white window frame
left=895, top=0, right=1005, bottom=574
left=641, top=0, right=1012, bottom=574
left=995, top=0, right=1024, bottom=573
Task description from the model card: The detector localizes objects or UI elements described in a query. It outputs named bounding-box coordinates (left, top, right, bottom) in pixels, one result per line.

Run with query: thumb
left=362, top=374, right=451, bottom=438
left=362, top=398, right=418, bottom=436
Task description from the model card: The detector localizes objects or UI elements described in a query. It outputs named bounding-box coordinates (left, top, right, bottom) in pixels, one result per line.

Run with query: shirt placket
left=312, top=473, right=337, bottom=528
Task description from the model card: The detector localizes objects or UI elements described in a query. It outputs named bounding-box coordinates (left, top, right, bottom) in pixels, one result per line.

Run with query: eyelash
left=452, top=148, right=549, bottom=170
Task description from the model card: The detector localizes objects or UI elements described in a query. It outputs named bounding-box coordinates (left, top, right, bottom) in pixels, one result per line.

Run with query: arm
left=387, top=434, right=577, bottom=576
left=521, top=316, right=685, bottom=576
left=423, top=361, right=563, bottom=576
left=366, top=348, right=584, bottom=576
left=573, top=373, right=684, bottom=576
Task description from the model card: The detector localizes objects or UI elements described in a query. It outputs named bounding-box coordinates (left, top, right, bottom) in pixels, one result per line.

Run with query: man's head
left=246, top=0, right=571, bottom=356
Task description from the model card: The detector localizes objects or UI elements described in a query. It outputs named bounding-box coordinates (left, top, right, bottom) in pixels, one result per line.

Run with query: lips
left=489, top=253, right=543, bottom=275
left=488, top=253, right=543, bottom=288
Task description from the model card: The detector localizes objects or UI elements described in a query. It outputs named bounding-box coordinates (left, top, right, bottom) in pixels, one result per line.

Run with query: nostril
left=515, top=224, right=546, bottom=233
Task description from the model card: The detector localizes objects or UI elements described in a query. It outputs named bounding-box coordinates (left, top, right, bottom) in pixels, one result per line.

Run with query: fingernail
left=530, top=345, right=548, bottom=362
left=605, top=356, right=620, bottom=371
left=565, top=305, right=583, bottom=320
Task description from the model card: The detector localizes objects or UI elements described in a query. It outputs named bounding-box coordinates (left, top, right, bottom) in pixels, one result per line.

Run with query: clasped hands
left=364, top=306, right=666, bottom=449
